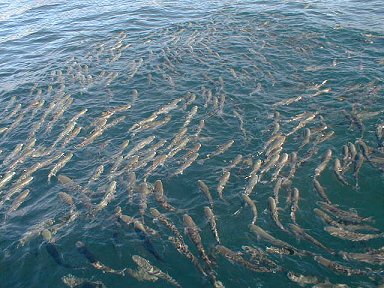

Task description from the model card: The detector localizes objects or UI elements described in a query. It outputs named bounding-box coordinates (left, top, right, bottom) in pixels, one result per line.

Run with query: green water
left=0, top=1, right=383, bottom=287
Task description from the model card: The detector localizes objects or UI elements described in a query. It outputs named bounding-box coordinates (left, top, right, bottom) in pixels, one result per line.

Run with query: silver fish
left=313, top=179, right=331, bottom=204
left=204, top=207, right=220, bottom=244
left=217, top=171, right=230, bottom=200
left=317, top=201, right=373, bottom=224
left=287, top=272, right=319, bottom=286
left=6, top=189, right=30, bottom=214
left=198, top=180, right=214, bottom=208
left=76, top=241, right=125, bottom=275
left=132, top=255, right=181, bottom=287
left=314, top=149, right=332, bottom=177
left=324, top=226, right=383, bottom=241
left=290, top=188, right=300, bottom=224
left=88, top=165, right=104, bottom=186
left=268, top=197, right=285, bottom=231
left=215, top=245, right=272, bottom=273
left=48, top=152, right=73, bottom=182
left=153, top=180, right=176, bottom=212
left=243, top=194, right=258, bottom=225
left=289, top=224, right=334, bottom=254
left=314, top=255, right=367, bottom=276
left=150, top=208, right=182, bottom=241
left=173, top=153, right=199, bottom=176
left=207, top=140, right=234, bottom=159
left=168, top=236, right=207, bottom=277
left=249, top=224, right=295, bottom=250
left=183, top=214, right=213, bottom=270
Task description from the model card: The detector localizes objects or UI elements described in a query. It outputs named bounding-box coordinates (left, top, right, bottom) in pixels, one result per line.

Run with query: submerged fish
left=183, top=214, right=213, bottom=270
left=204, top=207, right=221, bottom=244
left=198, top=180, right=214, bottom=208
left=76, top=241, right=125, bottom=275
left=132, top=255, right=181, bottom=287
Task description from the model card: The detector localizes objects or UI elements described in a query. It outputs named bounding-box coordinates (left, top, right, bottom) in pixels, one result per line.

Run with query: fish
left=6, top=189, right=30, bottom=215
left=290, top=188, right=300, bottom=224
left=126, top=267, right=158, bottom=283
left=261, top=133, right=283, bottom=154
left=134, top=221, right=163, bottom=261
left=272, top=177, right=284, bottom=205
left=168, top=236, right=207, bottom=277
left=76, top=241, right=125, bottom=275
left=265, top=136, right=286, bottom=158
left=215, top=245, right=273, bottom=272
left=204, top=207, right=220, bottom=244
left=339, top=248, right=384, bottom=265
left=217, top=171, right=230, bottom=200
left=3, top=143, right=24, bottom=166
left=314, top=149, right=332, bottom=177
left=144, top=154, right=167, bottom=178
left=286, top=112, right=318, bottom=136
left=300, top=128, right=311, bottom=148
left=287, top=272, right=320, bottom=286
left=288, top=224, right=334, bottom=255
left=182, top=105, right=198, bottom=128
left=61, top=126, right=82, bottom=148
left=198, top=180, right=214, bottom=208
left=126, top=172, right=136, bottom=204
left=87, top=165, right=104, bottom=186
left=43, top=229, right=74, bottom=268
left=126, top=136, right=155, bottom=158
left=243, top=194, right=258, bottom=225
left=333, top=159, right=349, bottom=186
left=353, top=152, right=364, bottom=188
left=324, top=226, right=383, bottom=241
left=58, top=175, right=92, bottom=210
left=317, top=201, right=373, bottom=224
left=259, top=154, right=280, bottom=179
left=347, top=142, right=357, bottom=162
left=0, top=176, right=33, bottom=207
left=249, top=224, right=296, bottom=250
left=224, top=154, right=243, bottom=172
left=153, top=180, right=176, bottom=212
left=248, top=159, right=262, bottom=178
left=183, top=214, right=213, bottom=270
left=241, top=245, right=281, bottom=268
left=138, top=182, right=151, bottom=219
left=313, top=255, right=367, bottom=276
left=167, top=128, right=188, bottom=150
left=76, top=127, right=104, bottom=148
left=268, top=197, right=285, bottom=231
left=173, top=153, right=199, bottom=176
left=132, top=255, right=181, bottom=287
left=313, top=208, right=378, bottom=233
left=150, top=208, right=183, bottom=241
left=62, top=274, right=106, bottom=288
left=48, top=152, right=73, bottom=182
left=265, top=246, right=309, bottom=257
left=313, top=179, right=331, bottom=204
left=206, top=140, right=234, bottom=159
left=244, top=173, right=259, bottom=196
left=93, top=181, right=116, bottom=214
left=0, top=171, right=16, bottom=191
left=270, top=153, right=289, bottom=181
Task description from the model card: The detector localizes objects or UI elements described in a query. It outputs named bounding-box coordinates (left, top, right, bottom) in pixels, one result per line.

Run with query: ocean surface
left=1, top=1, right=384, bottom=287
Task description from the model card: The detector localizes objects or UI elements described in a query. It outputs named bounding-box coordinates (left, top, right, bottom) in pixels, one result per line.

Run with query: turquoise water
left=1, top=1, right=384, bottom=287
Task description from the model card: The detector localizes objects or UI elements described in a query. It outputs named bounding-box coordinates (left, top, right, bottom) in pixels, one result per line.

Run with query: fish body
left=268, top=197, right=285, bottom=231
left=183, top=214, right=213, bottom=270
left=217, top=171, right=230, bottom=199
left=198, top=180, right=214, bottom=208
left=204, top=207, right=220, bottom=244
